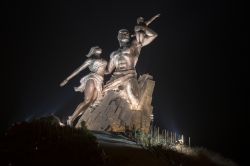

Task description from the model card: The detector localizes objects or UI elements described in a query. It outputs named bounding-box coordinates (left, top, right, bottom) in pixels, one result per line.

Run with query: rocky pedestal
left=76, top=74, right=155, bottom=133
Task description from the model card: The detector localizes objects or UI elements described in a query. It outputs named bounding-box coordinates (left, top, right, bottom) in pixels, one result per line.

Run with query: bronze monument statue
left=60, top=14, right=159, bottom=133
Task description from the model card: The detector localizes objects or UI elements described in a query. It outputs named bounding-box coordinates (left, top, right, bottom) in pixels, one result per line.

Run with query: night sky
left=3, top=0, right=248, bottom=165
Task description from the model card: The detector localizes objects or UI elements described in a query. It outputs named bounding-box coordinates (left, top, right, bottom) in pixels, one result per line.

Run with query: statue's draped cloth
left=75, top=73, right=103, bottom=96
left=103, top=69, right=137, bottom=92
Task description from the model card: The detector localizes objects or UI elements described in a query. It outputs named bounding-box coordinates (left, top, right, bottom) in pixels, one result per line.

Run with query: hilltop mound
left=0, top=116, right=237, bottom=166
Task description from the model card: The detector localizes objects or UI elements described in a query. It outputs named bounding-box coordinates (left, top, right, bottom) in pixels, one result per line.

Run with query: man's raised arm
left=134, top=25, right=158, bottom=47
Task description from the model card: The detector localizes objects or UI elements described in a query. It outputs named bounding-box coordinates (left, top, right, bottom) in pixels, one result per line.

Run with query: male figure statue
left=104, top=15, right=159, bottom=110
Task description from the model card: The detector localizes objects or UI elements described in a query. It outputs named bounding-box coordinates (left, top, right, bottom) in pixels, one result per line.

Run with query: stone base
left=76, top=74, right=155, bottom=133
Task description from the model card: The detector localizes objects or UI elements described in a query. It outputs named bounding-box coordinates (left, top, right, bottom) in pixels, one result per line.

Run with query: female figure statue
left=60, top=46, right=107, bottom=126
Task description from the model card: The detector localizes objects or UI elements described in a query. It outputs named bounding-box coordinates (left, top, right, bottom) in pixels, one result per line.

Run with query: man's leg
left=126, top=78, right=141, bottom=110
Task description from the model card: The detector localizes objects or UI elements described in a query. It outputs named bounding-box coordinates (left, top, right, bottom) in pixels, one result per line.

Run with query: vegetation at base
left=117, top=130, right=237, bottom=166
left=146, top=145, right=237, bottom=166
left=0, top=116, right=107, bottom=166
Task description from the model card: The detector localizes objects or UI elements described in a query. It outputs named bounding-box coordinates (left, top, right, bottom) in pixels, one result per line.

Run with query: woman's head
left=86, top=46, right=102, bottom=58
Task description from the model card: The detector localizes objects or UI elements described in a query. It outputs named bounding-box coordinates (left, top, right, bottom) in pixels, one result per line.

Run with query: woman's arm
left=60, top=59, right=92, bottom=87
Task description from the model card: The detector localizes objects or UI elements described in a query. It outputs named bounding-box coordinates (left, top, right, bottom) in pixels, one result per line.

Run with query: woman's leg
left=68, top=80, right=97, bottom=125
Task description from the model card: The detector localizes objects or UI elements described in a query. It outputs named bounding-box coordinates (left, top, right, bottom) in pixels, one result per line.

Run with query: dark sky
left=3, top=0, right=249, bottom=165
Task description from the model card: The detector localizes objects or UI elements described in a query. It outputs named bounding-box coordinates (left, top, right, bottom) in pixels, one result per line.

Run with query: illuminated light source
left=149, top=114, right=154, bottom=120
left=59, top=122, right=65, bottom=126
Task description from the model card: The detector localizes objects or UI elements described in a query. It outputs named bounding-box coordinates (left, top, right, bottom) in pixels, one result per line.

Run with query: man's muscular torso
left=111, top=42, right=141, bottom=72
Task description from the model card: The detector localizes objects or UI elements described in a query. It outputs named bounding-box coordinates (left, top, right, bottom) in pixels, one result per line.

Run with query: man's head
left=117, top=29, right=130, bottom=46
